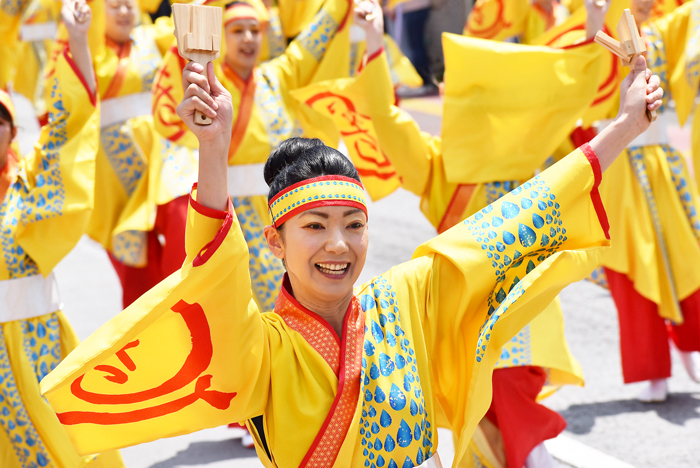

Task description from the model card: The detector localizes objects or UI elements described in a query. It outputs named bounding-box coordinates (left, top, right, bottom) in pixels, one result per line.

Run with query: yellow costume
left=277, top=0, right=326, bottom=38
left=0, top=50, right=123, bottom=468
left=2, top=0, right=61, bottom=119
left=42, top=144, right=609, bottom=467
left=152, top=0, right=351, bottom=310
left=71, top=4, right=198, bottom=277
left=599, top=1, right=700, bottom=323
left=292, top=37, right=598, bottom=467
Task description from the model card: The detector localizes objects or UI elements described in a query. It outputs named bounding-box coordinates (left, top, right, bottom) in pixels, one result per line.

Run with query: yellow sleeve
left=0, top=1, right=23, bottom=88
left=652, top=1, right=694, bottom=124
left=15, top=47, right=99, bottom=276
left=152, top=45, right=199, bottom=148
left=410, top=146, right=610, bottom=464
left=362, top=51, right=438, bottom=198
left=653, top=0, right=692, bottom=74
left=41, top=189, right=272, bottom=455
left=152, top=16, right=176, bottom=57
left=276, top=0, right=325, bottom=38
left=268, top=0, right=350, bottom=91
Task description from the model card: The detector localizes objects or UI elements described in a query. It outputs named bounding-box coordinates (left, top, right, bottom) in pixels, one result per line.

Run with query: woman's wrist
left=365, top=28, right=383, bottom=57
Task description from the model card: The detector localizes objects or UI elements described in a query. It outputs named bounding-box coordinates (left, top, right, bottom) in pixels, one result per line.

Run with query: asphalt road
left=15, top=93, right=700, bottom=467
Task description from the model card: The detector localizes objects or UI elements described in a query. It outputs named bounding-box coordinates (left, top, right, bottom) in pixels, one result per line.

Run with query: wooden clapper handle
left=193, top=60, right=213, bottom=126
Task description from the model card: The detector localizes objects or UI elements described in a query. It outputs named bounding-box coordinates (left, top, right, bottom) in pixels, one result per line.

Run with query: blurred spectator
left=390, top=0, right=471, bottom=98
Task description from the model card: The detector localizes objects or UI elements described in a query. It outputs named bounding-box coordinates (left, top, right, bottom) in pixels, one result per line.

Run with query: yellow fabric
left=464, top=0, right=570, bottom=44
left=599, top=144, right=700, bottom=324
left=649, top=0, right=692, bottom=22
left=289, top=70, right=402, bottom=201
left=277, top=0, right=325, bottom=38
left=441, top=33, right=602, bottom=184
left=7, top=0, right=60, bottom=115
left=259, top=6, right=286, bottom=63
left=4, top=52, right=98, bottom=278
left=464, top=0, right=531, bottom=42
left=461, top=425, right=502, bottom=468
left=658, top=1, right=696, bottom=126
left=0, top=313, right=124, bottom=468
left=84, top=18, right=197, bottom=267
left=42, top=149, right=608, bottom=468
left=348, top=35, right=423, bottom=88
left=0, top=48, right=123, bottom=468
left=341, top=51, right=584, bottom=392
left=495, top=298, right=583, bottom=396
left=153, top=0, right=349, bottom=157
left=0, top=0, right=26, bottom=90
left=532, top=0, right=631, bottom=125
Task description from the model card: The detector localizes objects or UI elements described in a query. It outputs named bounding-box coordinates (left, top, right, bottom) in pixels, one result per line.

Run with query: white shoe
left=678, top=350, right=700, bottom=383
left=638, top=379, right=668, bottom=403
left=524, top=442, right=558, bottom=468
left=241, top=432, right=255, bottom=449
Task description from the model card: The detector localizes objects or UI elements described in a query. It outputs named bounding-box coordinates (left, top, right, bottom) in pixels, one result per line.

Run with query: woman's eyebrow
left=299, top=210, right=329, bottom=219
left=343, top=208, right=364, bottom=217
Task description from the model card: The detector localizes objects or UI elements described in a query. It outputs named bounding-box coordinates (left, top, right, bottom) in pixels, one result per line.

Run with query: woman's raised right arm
left=176, top=61, right=234, bottom=211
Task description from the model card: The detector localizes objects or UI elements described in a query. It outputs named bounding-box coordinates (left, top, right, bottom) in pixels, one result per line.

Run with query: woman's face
left=631, top=0, right=655, bottom=25
left=0, top=114, right=16, bottom=168
left=224, top=18, right=263, bottom=75
left=105, top=0, right=137, bottom=44
left=266, top=205, right=369, bottom=306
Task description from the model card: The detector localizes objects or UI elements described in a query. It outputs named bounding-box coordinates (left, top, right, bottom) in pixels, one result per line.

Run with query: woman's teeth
left=316, top=263, right=348, bottom=275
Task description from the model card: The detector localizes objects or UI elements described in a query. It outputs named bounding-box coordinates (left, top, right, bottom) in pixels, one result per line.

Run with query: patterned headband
left=268, top=175, right=368, bottom=227
left=224, top=2, right=267, bottom=25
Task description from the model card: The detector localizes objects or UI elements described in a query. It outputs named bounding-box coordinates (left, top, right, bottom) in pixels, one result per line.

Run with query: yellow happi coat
left=0, top=48, right=124, bottom=468
left=598, top=1, right=700, bottom=323
left=152, top=0, right=351, bottom=311
left=41, top=145, right=609, bottom=467
left=79, top=7, right=198, bottom=269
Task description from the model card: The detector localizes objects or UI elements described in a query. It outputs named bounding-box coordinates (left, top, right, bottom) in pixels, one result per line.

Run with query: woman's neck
left=290, top=284, right=354, bottom=339
left=225, top=59, right=254, bottom=82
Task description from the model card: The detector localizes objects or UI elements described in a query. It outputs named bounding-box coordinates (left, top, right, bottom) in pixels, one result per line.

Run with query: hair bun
left=263, top=138, right=325, bottom=186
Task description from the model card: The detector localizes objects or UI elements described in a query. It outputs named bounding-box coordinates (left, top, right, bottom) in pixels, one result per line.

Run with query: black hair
left=0, top=103, right=13, bottom=132
left=264, top=137, right=361, bottom=203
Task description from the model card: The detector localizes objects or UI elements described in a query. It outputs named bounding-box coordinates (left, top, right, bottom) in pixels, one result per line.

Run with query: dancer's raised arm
left=176, top=62, right=234, bottom=211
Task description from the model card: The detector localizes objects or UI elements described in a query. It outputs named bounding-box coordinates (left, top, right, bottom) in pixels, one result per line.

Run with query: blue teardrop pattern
left=0, top=325, right=55, bottom=468
left=462, top=174, right=564, bottom=363
left=661, top=147, right=700, bottom=240
left=358, top=276, right=433, bottom=467
left=495, top=325, right=532, bottom=368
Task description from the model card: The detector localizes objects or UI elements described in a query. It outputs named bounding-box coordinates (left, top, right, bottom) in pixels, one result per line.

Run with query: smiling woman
left=41, top=23, right=665, bottom=468
left=263, top=138, right=369, bottom=336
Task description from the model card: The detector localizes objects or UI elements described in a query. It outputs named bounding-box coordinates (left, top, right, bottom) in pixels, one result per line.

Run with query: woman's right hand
left=590, top=55, right=663, bottom=172
left=177, top=61, right=233, bottom=149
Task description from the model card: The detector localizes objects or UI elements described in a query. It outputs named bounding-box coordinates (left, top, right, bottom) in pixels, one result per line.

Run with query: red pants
left=109, top=196, right=189, bottom=308
left=485, top=367, right=566, bottom=468
left=605, top=268, right=700, bottom=383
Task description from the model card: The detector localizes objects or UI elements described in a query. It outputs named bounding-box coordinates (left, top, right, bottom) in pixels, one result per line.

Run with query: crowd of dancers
left=0, top=0, right=694, bottom=467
